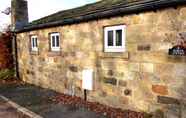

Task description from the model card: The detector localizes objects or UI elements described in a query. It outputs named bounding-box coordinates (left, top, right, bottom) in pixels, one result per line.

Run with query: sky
left=0, top=0, right=97, bottom=31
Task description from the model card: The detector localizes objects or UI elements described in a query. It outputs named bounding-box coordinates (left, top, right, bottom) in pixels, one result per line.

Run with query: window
left=31, top=35, right=38, bottom=51
left=50, top=33, right=60, bottom=51
left=104, top=25, right=126, bottom=52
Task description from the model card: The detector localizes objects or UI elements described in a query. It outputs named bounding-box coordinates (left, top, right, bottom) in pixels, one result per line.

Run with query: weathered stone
left=69, top=65, right=78, bottom=72
left=107, top=70, right=114, bottom=76
left=30, top=51, right=39, bottom=55
left=124, top=71, right=137, bottom=80
left=137, top=44, right=151, bottom=51
left=119, top=96, right=129, bottom=105
left=101, top=84, right=115, bottom=95
left=181, top=103, right=186, bottom=118
left=152, top=109, right=164, bottom=118
left=26, top=69, right=30, bottom=74
left=124, top=89, right=132, bottom=96
left=149, top=74, right=162, bottom=84
left=135, top=100, right=150, bottom=112
left=38, top=67, right=43, bottom=72
left=174, top=64, right=186, bottom=78
left=98, top=52, right=129, bottom=59
left=126, top=43, right=137, bottom=52
left=70, top=52, right=76, bottom=57
left=156, top=8, right=180, bottom=31
left=118, top=80, right=127, bottom=87
left=169, top=83, right=186, bottom=99
left=53, top=57, right=59, bottom=63
left=152, top=85, right=168, bottom=95
left=141, top=63, right=154, bottom=73
left=157, top=96, right=180, bottom=105
left=115, top=72, right=125, bottom=79
left=103, top=77, right=117, bottom=86
left=154, top=63, right=174, bottom=77
left=165, top=104, right=180, bottom=118
left=99, top=91, right=107, bottom=97
left=128, top=63, right=140, bottom=72
left=47, top=51, right=61, bottom=57
left=180, top=7, right=186, bottom=21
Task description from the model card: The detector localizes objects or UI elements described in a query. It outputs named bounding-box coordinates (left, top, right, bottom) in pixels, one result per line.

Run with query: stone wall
left=16, top=6, right=186, bottom=117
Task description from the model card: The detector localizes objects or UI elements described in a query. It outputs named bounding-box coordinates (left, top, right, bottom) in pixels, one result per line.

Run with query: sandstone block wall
left=16, top=6, right=186, bottom=117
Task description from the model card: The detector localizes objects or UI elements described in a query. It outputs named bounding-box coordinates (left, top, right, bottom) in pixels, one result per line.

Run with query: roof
left=16, top=0, right=186, bottom=33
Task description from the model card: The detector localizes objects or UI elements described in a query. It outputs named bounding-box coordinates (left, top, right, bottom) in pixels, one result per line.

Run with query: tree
left=0, top=28, right=13, bottom=70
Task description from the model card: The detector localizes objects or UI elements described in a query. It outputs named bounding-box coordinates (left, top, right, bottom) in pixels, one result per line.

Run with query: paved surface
left=0, top=99, right=23, bottom=118
left=41, top=104, right=105, bottom=118
left=0, top=83, right=106, bottom=118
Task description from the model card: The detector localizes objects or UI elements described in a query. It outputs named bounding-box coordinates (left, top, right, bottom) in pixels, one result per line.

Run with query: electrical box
left=82, top=69, right=93, bottom=91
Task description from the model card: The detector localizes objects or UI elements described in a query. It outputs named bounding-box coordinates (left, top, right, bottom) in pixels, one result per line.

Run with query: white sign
left=82, top=69, right=94, bottom=90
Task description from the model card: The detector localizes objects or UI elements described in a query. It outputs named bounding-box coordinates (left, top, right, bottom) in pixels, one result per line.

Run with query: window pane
left=32, top=38, right=35, bottom=47
left=34, top=38, right=36, bottom=47
left=108, top=31, right=113, bottom=46
left=52, top=36, right=55, bottom=47
left=56, top=36, right=59, bottom=47
left=116, top=30, right=122, bottom=46
left=35, top=38, right=38, bottom=47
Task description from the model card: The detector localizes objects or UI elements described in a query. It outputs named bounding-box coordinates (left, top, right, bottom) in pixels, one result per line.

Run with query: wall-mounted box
left=82, top=69, right=94, bottom=91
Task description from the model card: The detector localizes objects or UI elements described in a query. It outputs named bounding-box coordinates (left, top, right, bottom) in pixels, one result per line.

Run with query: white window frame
left=104, top=25, right=126, bottom=52
left=50, top=33, right=60, bottom=51
left=31, top=35, right=38, bottom=52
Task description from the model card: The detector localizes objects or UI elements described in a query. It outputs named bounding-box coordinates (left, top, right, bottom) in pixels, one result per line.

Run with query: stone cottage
left=12, top=0, right=186, bottom=117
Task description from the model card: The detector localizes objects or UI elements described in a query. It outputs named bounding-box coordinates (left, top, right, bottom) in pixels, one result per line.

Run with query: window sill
left=50, top=47, right=60, bottom=52
left=48, top=51, right=62, bottom=57
left=30, top=51, right=39, bottom=55
left=104, top=47, right=125, bottom=52
left=99, top=51, right=129, bottom=59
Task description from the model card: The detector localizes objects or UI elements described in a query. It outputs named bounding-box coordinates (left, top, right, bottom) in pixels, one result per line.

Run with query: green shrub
left=0, top=69, right=15, bottom=80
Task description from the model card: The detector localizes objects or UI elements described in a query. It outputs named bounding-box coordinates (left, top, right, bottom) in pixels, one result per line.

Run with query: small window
left=50, top=33, right=60, bottom=51
left=104, top=25, right=126, bottom=52
left=31, top=35, right=38, bottom=51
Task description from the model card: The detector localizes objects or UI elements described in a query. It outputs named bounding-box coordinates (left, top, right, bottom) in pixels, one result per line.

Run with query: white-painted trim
left=50, top=33, right=60, bottom=51
left=31, top=35, right=38, bottom=52
left=104, top=25, right=126, bottom=52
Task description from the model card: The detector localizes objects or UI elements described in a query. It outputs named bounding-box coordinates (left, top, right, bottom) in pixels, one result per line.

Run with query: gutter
left=16, top=0, right=186, bottom=33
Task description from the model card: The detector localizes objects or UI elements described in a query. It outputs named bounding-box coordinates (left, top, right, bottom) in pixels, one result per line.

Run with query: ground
left=0, top=78, right=106, bottom=118
left=0, top=98, right=28, bottom=118
left=0, top=78, right=150, bottom=118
